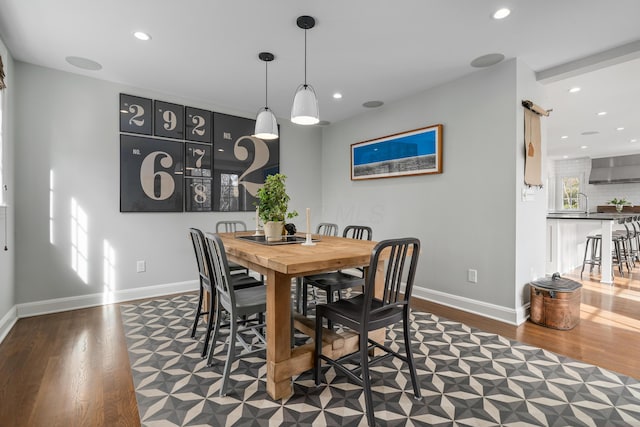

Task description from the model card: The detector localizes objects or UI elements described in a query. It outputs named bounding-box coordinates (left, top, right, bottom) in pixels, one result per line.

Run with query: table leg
left=266, top=270, right=293, bottom=400
left=601, top=219, right=613, bottom=284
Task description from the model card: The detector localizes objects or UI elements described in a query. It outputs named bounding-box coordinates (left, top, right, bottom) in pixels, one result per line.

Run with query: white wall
left=13, top=62, right=322, bottom=309
left=0, top=37, right=16, bottom=340
left=321, top=59, right=546, bottom=324
left=514, top=59, right=549, bottom=321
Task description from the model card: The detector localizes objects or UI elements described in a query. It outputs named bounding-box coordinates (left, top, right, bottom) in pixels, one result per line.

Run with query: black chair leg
left=302, top=281, right=309, bottom=316
left=403, top=311, right=421, bottom=399
left=201, top=291, right=216, bottom=358
left=220, top=318, right=238, bottom=397
left=326, top=290, right=335, bottom=330
left=191, top=284, right=204, bottom=338
left=360, top=331, right=374, bottom=426
left=314, top=311, right=323, bottom=385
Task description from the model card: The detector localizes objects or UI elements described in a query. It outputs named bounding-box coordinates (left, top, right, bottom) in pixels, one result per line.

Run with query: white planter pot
left=264, top=221, right=284, bottom=241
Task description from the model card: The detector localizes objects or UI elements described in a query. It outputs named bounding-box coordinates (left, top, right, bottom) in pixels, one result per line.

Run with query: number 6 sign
left=120, top=135, right=184, bottom=212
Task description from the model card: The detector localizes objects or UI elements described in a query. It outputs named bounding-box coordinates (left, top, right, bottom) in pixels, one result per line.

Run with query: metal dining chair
left=189, top=228, right=263, bottom=358
left=295, top=222, right=340, bottom=313
left=204, top=232, right=267, bottom=397
left=216, top=221, right=250, bottom=275
left=313, top=237, right=422, bottom=426
left=300, top=225, right=373, bottom=329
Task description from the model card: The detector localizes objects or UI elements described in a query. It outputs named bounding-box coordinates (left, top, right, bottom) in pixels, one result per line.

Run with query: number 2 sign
left=120, top=94, right=152, bottom=135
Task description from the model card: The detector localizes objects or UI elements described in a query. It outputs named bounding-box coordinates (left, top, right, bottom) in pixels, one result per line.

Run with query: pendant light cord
left=264, top=60, right=268, bottom=108
left=304, top=28, right=308, bottom=87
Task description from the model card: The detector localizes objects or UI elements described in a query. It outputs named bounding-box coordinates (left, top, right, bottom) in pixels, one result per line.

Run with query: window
left=219, top=173, right=239, bottom=212
left=561, top=176, right=580, bottom=209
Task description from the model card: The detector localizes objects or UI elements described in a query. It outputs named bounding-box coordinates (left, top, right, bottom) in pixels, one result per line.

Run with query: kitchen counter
left=546, top=212, right=636, bottom=220
left=546, top=212, right=635, bottom=283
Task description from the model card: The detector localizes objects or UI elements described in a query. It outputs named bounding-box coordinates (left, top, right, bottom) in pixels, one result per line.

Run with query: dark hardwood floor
left=1, top=267, right=639, bottom=426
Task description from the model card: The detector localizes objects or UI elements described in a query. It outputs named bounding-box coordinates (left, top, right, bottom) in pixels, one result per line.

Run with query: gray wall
left=13, top=62, right=322, bottom=305
left=6, top=55, right=547, bottom=326
left=0, top=37, right=16, bottom=336
left=321, top=59, right=547, bottom=323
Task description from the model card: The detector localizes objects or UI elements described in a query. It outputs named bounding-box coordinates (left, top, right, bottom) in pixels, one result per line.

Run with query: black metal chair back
left=188, top=228, right=215, bottom=351
left=343, top=225, right=373, bottom=241
left=204, top=233, right=237, bottom=318
left=316, top=222, right=338, bottom=236
left=189, top=228, right=211, bottom=289
left=216, top=220, right=247, bottom=233
left=362, top=237, right=419, bottom=326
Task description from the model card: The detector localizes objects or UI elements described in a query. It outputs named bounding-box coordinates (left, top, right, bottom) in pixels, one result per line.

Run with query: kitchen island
left=546, top=212, right=636, bottom=284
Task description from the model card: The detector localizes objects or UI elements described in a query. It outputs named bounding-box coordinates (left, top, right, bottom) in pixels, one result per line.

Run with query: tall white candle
left=306, top=208, right=311, bottom=234
left=255, top=206, right=260, bottom=230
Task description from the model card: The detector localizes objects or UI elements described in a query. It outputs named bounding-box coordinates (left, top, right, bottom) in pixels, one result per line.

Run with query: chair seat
left=231, top=274, right=263, bottom=289
left=318, top=295, right=403, bottom=330
left=305, top=271, right=364, bottom=290
left=228, top=260, right=248, bottom=272
left=234, top=286, right=267, bottom=313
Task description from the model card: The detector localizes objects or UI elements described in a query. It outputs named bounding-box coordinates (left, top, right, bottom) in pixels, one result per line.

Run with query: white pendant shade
left=254, top=107, right=279, bottom=140
left=291, top=84, right=319, bottom=125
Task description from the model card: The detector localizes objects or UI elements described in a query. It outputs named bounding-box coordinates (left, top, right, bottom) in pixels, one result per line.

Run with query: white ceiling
left=0, top=0, right=639, bottom=160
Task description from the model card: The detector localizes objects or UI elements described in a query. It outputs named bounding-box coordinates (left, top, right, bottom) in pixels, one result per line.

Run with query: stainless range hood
left=589, top=153, right=640, bottom=184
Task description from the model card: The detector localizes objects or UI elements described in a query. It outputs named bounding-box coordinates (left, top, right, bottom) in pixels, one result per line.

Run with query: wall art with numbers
left=119, top=93, right=279, bottom=213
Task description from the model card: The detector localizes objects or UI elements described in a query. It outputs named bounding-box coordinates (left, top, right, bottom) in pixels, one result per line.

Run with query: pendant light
left=291, top=15, right=319, bottom=125
left=254, top=52, right=279, bottom=140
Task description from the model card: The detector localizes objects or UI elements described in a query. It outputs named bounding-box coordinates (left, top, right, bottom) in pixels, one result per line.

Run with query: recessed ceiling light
left=597, top=111, right=607, bottom=116
left=580, top=145, right=588, bottom=149
left=332, top=92, right=342, bottom=99
left=632, top=139, right=638, bottom=143
left=568, top=87, right=581, bottom=93
left=617, top=127, right=625, bottom=131
left=470, top=53, right=505, bottom=68
left=492, top=8, right=511, bottom=19
left=65, top=56, right=102, bottom=71
left=362, top=100, right=384, bottom=108
left=134, top=31, right=151, bottom=41
left=581, top=131, right=599, bottom=135
left=561, top=135, right=568, bottom=140
left=563, top=155, right=569, bottom=159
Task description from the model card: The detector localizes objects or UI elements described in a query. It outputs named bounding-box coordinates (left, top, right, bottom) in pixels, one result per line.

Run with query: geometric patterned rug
left=120, top=293, right=640, bottom=427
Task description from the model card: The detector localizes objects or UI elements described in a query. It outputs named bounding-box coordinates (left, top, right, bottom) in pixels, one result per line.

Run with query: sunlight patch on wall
left=71, top=198, right=88, bottom=284
left=49, top=170, right=54, bottom=245
left=103, top=239, right=116, bottom=304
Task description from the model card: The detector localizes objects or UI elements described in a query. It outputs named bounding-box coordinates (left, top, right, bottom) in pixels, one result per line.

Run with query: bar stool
left=580, top=227, right=628, bottom=279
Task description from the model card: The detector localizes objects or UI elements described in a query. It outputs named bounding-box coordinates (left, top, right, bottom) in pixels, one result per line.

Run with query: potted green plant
left=609, top=197, right=631, bottom=213
left=256, top=173, right=298, bottom=241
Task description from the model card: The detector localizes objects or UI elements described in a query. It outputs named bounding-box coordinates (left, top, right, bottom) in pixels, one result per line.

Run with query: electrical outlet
left=467, top=269, right=478, bottom=283
left=137, top=260, right=146, bottom=273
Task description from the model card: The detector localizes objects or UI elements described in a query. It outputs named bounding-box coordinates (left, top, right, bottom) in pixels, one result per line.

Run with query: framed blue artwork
left=351, top=124, right=443, bottom=180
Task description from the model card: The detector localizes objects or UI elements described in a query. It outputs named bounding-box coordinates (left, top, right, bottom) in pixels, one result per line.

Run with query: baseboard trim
left=0, top=305, right=18, bottom=345
left=412, top=286, right=526, bottom=326
left=15, top=280, right=198, bottom=319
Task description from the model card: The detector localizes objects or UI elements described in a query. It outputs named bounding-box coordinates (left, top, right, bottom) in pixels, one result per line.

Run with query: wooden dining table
left=217, top=231, right=383, bottom=400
